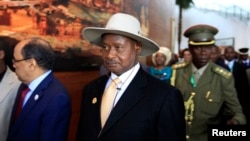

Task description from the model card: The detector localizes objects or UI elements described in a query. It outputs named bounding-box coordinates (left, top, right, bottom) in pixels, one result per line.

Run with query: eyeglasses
left=12, top=58, right=31, bottom=63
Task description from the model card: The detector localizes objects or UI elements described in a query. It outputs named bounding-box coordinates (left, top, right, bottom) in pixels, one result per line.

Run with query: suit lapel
left=91, top=75, right=109, bottom=131
left=10, top=73, right=54, bottom=133
left=180, top=64, right=196, bottom=90
left=100, top=69, right=148, bottom=135
left=182, top=64, right=193, bottom=85
left=10, top=83, right=25, bottom=123
left=8, top=83, right=27, bottom=136
left=0, top=68, right=13, bottom=102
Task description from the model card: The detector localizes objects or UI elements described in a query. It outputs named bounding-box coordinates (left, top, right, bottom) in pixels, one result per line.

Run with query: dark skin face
left=224, top=47, right=235, bottom=61
left=0, top=50, right=6, bottom=73
left=183, top=49, right=192, bottom=63
left=155, top=53, right=166, bottom=68
left=189, top=44, right=212, bottom=69
left=101, top=34, right=141, bottom=76
left=210, top=46, right=220, bottom=62
left=240, top=54, right=249, bottom=60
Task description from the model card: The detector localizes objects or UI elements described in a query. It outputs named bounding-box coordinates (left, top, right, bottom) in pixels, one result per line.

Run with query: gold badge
left=208, top=99, right=213, bottom=102
left=92, top=97, right=97, bottom=104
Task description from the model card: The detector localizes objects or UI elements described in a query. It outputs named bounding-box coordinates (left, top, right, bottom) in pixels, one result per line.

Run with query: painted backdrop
left=0, top=0, right=149, bottom=71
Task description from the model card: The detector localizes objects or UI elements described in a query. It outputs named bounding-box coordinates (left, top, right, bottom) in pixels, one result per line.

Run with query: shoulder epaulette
left=213, top=66, right=232, bottom=79
left=172, top=62, right=188, bottom=69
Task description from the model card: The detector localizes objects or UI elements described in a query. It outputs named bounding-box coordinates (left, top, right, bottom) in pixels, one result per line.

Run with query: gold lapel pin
left=92, top=97, right=97, bottom=104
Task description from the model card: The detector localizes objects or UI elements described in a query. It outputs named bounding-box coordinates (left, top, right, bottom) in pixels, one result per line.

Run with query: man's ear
left=0, top=50, right=5, bottom=59
left=135, top=42, right=142, bottom=55
left=28, top=58, right=38, bottom=71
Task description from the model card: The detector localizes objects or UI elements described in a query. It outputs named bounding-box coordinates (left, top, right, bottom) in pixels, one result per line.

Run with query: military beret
left=238, top=47, right=249, bottom=55
left=184, top=24, right=218, bottom=45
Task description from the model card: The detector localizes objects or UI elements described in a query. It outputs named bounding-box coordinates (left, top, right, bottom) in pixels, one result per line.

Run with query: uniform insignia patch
left=172, top=62, right=188, bottom=69
left=214, top=67, right=232, bottom=79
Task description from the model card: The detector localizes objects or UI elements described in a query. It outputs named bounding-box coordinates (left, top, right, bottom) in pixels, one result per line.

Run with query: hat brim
left=152, top=48, right=172, bottom=66
left=188, top=40, right=215, bottom=45
left=238, top=48, right=249, bottom=55
left=82, top=27, right=159, bottom=56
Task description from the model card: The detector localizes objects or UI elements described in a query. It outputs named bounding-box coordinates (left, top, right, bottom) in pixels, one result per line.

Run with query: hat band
left=189, top=40, right=215, bottom=45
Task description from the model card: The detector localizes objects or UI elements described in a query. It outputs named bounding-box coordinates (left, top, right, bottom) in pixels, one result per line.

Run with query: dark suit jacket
left=222, top=61, right=250, bottom=107
left=215, top=59, right=230, bottom=71
left=230, top=61, right=250, bottom=124
left=76, top=68, right=186, bottom=141
left=7, top=73, right=71, bottom=141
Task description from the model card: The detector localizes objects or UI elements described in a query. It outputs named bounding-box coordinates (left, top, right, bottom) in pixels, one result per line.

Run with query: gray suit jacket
left=0, top=67, right=20, bottom=141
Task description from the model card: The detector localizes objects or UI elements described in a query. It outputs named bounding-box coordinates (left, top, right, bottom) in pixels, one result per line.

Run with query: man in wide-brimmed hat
left=76, top=13, right=186, bottom=141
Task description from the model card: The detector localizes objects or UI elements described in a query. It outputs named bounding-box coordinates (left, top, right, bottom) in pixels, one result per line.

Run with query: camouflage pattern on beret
left=238, top=47, right=249, bottom=55
left=184, top=24, right=218, bottom=45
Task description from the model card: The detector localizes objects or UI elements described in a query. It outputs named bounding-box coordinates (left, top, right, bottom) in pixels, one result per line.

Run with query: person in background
left=149, top=46, right=172, bottom=83
left=0, top=39, right=20, bottom=141
left=223, top=46, right=250, bottom=125
left=237, top=47, right=250, bottom=68
left=7, top=37, right=71, bottom=141
left=171, top=24, right=246, bottom=141
left=238, top=48, right=250, bottom=95
left=76, top=13, right=186, bottom=141
left=180, top=48, right=192, bottom=63
left=168, top=52, right=179, bottom=66
left=210, top=45, right=230, bottom=70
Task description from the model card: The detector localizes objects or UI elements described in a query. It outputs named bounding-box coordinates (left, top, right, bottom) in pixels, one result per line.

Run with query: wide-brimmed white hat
left=152, top=47, right=172, bottom=66
left=82, top=13, right=159, bottom=56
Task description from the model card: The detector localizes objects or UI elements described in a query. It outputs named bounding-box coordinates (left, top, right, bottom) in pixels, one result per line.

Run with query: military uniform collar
left=191, top=63, right=208, bottom=76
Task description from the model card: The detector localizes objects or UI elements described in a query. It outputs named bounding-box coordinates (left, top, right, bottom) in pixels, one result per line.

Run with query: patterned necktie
left=101, top=78, right=120, bottom=128
left=15, top=85, right=29, bottom=120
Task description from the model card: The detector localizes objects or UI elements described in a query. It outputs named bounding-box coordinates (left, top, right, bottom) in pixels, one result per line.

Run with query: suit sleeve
left=222, top=75, right=246, bottom=124
left=158, top=86, right=186, bottom=141
left=41, top=93, right=71, bottom=141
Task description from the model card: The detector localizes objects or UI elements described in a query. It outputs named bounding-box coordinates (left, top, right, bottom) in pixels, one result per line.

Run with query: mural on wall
left=0, top=0, right=149, bottom=71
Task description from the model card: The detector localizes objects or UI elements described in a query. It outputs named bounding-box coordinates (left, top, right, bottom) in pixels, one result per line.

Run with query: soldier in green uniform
left=170, top=24, right=246, bottom=141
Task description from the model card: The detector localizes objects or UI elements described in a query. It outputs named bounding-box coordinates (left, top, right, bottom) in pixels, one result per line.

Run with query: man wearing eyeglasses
left=7, top=37, right=71, bottom=141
